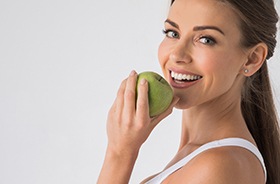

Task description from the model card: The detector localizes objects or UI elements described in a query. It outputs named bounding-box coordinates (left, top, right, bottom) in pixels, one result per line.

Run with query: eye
left=162, top=29, right=180, bottom=39
left=199, top=36, right=216, bottom=45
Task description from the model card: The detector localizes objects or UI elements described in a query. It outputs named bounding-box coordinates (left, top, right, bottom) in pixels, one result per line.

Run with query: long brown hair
left=170, top=0, right=280, bottom=183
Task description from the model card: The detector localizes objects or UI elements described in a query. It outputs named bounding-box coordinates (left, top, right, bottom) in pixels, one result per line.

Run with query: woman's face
left=158, top=0, right=248, bottom=109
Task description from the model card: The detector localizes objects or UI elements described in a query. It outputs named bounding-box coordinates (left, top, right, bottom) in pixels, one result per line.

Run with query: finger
left=123, top=70, right=137, bottom=119
left=111, top=78, right=127, bottom=115
left=136, top=78, right=149, bottom=120
left=151, top=96, right=180, bottom=128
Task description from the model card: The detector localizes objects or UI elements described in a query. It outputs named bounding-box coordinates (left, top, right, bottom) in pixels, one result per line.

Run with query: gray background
left=1, top=0, right=279, bottom=183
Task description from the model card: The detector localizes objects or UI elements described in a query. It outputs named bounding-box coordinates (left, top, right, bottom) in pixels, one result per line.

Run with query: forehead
left=168, top=0, right=240, bottom=31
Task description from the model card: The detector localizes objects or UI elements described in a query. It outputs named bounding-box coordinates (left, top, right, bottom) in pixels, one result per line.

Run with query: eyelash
left=162, top=29, right=217, bottom=45
left=198, top=35, right=217, bottom=45
left=162, top=29, right=180, bottom=39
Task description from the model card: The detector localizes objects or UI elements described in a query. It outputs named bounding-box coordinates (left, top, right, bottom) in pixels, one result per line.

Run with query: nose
left=169, top=41, right=192, bottom=64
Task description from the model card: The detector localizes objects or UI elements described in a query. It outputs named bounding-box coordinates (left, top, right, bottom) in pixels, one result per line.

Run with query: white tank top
left=145, top=138, right=267, bottom=184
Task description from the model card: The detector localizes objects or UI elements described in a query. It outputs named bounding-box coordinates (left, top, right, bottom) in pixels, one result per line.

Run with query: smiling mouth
left=171, top=71, right=203, bottom=83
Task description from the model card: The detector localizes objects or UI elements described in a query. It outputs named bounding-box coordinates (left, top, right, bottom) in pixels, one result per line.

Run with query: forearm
left=97, top=148, right=139, bottom=184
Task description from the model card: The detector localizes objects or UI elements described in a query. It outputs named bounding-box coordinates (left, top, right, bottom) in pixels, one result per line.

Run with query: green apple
left=136, top=71, right=173, bottom=117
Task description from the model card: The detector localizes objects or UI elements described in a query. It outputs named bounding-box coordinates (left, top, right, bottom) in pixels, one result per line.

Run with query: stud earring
left=244, top=69, right=249, bottom=73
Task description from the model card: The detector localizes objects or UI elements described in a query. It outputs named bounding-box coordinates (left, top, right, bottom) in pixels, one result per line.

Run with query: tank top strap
left=145, top=138, right=266, bottom=184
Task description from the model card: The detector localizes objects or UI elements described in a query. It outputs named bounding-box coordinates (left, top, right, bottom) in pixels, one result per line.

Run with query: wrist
left=105, top=145, right=140, bottom=162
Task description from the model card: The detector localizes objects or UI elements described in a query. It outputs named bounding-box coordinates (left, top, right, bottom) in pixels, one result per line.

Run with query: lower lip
left=169, top=77, right=201, bottom=89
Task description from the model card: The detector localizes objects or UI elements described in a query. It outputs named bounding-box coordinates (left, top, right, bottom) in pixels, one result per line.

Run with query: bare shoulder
left=167, top=146, right=265, bottom=184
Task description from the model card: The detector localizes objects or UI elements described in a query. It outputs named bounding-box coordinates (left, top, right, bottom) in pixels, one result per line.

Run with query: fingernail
left=140, top=78, right=147, bottom=85
left=130, top=70, right=136, bottom=76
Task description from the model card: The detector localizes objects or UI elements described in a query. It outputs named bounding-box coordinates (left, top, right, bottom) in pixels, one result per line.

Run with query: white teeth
left=171, top=71, right=202, bottom=81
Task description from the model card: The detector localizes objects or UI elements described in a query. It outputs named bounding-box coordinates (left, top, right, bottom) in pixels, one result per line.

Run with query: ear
left=242, top=43, right=268, bottom=76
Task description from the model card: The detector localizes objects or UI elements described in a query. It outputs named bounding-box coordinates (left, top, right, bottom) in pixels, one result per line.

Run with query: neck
left=178, top=94, right=251, bottom=150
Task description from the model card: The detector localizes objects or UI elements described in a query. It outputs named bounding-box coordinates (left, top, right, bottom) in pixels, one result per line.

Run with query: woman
left=98, top=0, right=280, bottom=183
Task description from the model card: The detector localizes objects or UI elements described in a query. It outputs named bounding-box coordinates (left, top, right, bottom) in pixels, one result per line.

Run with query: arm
left=97, top=70, right=178, bottom=184
left=97, top=147, right=139, bottom=184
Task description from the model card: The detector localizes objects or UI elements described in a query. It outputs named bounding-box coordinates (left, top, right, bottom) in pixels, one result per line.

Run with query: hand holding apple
left=99, top=71, right=176, bottom=184
left=136, top=71, right=173, bottom=117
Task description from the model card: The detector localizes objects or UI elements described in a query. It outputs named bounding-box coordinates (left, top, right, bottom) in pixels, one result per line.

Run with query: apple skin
left=136, top=71, right=173, bottom=117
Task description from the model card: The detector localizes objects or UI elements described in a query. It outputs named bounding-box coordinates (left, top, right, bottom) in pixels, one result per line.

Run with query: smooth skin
left=98, top=0, right=268, bottom=183
left=97, top=71, right=179, bottom=184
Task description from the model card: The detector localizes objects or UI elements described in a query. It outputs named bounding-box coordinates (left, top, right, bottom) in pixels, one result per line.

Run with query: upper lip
left=169, top=69, right=203, bottom=79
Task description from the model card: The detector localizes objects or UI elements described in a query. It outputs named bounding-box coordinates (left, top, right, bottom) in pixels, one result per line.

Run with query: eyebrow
left=164, top=19, right=225, bottom=35
left=193, top=26, right=225, bottom=35
left=165, top=19, right=180, bottom=29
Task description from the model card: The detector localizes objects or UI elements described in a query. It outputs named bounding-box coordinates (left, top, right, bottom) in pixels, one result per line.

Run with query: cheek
left=196, top=50, right=239, bottom=75
left=196, top=51, right=240, bottom=89
left=158, top=41, right=168, bottom=65
left=194, top=50, right=222, bottom=73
